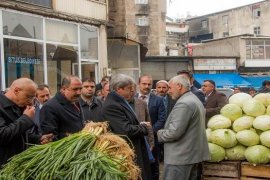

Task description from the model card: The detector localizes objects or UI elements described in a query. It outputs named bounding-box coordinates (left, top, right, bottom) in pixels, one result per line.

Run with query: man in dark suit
left=101, top=74, right=152, bottom=180
left=138, top=75, right=166, bottom=180
left=177, top=70, right=205, bottom=105
left=202, top=80, right=228, bottom=125
left=40, top=75, right=84, bottom=140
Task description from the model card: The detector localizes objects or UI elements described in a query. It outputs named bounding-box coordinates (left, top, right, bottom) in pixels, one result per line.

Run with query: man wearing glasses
left=40, top=75, right=84, bottom=140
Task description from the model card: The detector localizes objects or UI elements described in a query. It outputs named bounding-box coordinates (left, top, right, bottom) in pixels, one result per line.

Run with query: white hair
left=156, top=80, right=169, bottom=86
left=169, top=75, right=191, bottom=90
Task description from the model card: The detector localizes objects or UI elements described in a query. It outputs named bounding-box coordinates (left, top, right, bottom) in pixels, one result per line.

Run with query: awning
left=193, top=73, right=251, bottom=88
left=241, top=76, right=270, bottom=90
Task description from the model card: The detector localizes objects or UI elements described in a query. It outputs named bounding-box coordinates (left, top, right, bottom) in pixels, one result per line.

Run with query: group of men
left=0, top=70, right=230, bottom=180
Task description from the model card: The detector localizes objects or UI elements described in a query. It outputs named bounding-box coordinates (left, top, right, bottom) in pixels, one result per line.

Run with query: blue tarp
left=194, top=73, right=252, bottom=88
left=241, top=76, right=270, bottom=90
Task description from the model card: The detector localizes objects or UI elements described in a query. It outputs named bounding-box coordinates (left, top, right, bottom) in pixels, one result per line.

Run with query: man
left=98, top=82, right=110, bottom=102
left=138, top=75, right=166, bottom=180
left=258, top=80, right=270, bottom=93
left=102, top=74, right=152, bottom=180
left=0, top=78, right=53, bottom=166
left=79, top=78, right=103, bottom=122
left=95, top=76, right=110, bottom=93
left=40, top=75, right=84, bottom=140
left=202, top=80, right=228, bottom=124
left=233, top=87, right=241, bottom=94
left=249, top=87, right=256, bottom=97
left=177, top=70, right=205, bottom=105
left=157, top=75, right=210, bottom=180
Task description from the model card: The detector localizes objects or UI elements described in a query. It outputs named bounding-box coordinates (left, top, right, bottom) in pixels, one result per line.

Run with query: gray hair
left=110, top=74, right=135, bottom=91
left=169, top=75, right=191, bottom=90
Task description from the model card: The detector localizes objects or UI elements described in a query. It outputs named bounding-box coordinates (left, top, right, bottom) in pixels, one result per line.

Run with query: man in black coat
left=0, top=78, right=53, bottom=166
left=101, top=74, right=152, bottom=180
left=40, top=75, right=84, bottom=140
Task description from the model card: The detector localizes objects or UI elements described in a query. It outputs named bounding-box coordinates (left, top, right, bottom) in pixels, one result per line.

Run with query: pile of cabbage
left=207, top=92, right=270, bottom=165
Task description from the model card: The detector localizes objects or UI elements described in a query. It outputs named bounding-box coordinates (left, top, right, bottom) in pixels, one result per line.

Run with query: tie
left=140, top=95, right=146, bottom=100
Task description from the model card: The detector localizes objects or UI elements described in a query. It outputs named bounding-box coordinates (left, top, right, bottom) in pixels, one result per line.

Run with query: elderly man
left=40, top=75, right=83, bottom=140
left=0, top=78, right=53, bottom=166
left=202, top=80, right=228, bottom=124
left=79, top=78, right=103, bottom=122
left=102, top=74, right=152, bottom=180
left=157, top=75, right=210, bottom=180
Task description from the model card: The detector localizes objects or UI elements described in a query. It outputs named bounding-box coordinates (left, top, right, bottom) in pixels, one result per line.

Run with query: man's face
left=233, top=88, right=241, bottom=94
left=102, top=83, right=110, bottom=98
left=16, top=85, right=37, bottom=107
left=117, top=84, right=134, bottom=101
left=168, top=81, right=181, bottom=100
left=36, top=87, right=51, bottom=105
left=101, top=78, right=109, bottom=86
left=202, top=81, right=214, bottom=95
left=63, top=78, right=82, bottom=102
left=156, top=82, right=169, bottom=97
left=139, top=76, right=152, bottom=95
left=81, top=81, right=95, bottom=98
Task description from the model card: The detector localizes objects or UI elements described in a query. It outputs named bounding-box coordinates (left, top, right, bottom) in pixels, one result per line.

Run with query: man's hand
left=140, top=121, right=151, bottom=127
left=40, top=133, right=54, bottom=144
left=23, top=106, right=35, bottom=120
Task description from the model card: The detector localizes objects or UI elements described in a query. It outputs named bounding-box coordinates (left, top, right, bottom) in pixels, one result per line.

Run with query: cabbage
left=253, top=115, right=270, bottom=131
left=208, top=143, right=225, bottom=162
left=225, top=145, right=246, bottom=160
left=245, top=145, right=270, bottom=164
left=260, top=130, right=270, bottom=148
left=206, top=128, right=212, bottom=142
left=207, top=115, right=231, bottom=130
left=266, top=105, right=270, bottom=116
left=232, top=116, right=254, bottom=132
left=210, top=129, right=237, bottom=148
left=254, top=93, right=270, bottom=106
left=229, top=93, right=252, bottom=108
left=242, top=99, right=265, bottom=117
left=236, top=130, right=260, bottom=146
left=220, top=104, right=242, bottom=121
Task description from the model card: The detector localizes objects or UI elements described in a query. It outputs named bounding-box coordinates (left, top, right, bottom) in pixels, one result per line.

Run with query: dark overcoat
left=102, top=92, right=152, bottom=180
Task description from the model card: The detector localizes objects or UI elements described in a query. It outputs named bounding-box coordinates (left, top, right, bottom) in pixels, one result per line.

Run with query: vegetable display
left=0, top=122, right=140, bottom=180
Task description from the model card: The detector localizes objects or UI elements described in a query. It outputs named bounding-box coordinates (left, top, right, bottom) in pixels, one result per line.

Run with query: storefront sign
left=194, top=58, right=236, bottom=70
left=7, top=56, right=41, bottom=65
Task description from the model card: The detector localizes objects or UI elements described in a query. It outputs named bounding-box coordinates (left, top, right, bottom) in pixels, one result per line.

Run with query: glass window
left=135, top=0, right=148, bottom=4
left=254, top=27, right=261, bottom=35
left=222, top=15, right=228, bottom=26
left=252, top=40, right=263, bottom=45
left=266, top=46, right=270, bottom=59
left=46, top=19, right=78, bottom=44
left=252, top=46, right=264, bottom=59
left=46, top=44, right=78, bottom=94
left=246, top=46, right=251, bottom=59
left=80, top=25, right=98, bottom=60
left=17, top=0, right=52, bottom=8
left=136, top=16, right=149, bottom=26
left=253, top=7, right=261, bottom=18
left=4, top=39, right=44, bottom=87
left=2, top=11, right=43, bottom=39
left=202, top=20, right=208, bottom=29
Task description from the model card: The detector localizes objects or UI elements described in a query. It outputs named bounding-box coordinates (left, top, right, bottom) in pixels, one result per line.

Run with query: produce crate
left=202, top=161, right=241, bottom=179
left=241, top=162, right=270, bottom=179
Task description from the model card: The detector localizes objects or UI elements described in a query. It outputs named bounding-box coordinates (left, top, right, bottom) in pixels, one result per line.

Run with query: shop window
left=4, top=39, right=44, bottom=87
left=46, top=44, right=78, bottom=94
left=80, top=25, right=98, bottom=60
left=2, top=11, right=43, bottom=39
left=46, top=19, right=78, bottom=44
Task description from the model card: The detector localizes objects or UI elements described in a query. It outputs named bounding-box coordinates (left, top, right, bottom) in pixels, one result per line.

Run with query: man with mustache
left=40, top=75, right=84, bottom=140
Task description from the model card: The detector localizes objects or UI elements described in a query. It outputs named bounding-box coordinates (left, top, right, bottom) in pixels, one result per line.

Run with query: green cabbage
left=210, top=129, right=237, bottom=148
left=225, top=145, right=246, bottom=160
left=253, top=115, right=270, bottom=131
left=208, top=143, right=225, bottom=162
left=207, top=115, right=231, bottom=130
left=232, top=116, right=254, bottom=132
left=254, top=93, right=270, bottom=106
left=220, top=104, right=243, bottom=121
left=260, top=130, right=270, bottom=148
left=236, top=130, right=260, bottom=146
left=229, top=93, right=252, bottom=108
left=245, top=145, right=270, bottom=164
left=242, top=99, right=265, bottom=117
left=206, top=128, right=212, bottom=142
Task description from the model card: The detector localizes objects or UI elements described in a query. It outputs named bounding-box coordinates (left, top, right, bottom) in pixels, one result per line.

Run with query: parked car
left=216, top=88, right=234, bottom=98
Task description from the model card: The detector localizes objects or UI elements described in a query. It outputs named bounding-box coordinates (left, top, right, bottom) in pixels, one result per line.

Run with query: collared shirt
left=205, top=91, right=214, bottom=101
left=138, top=93, right=150, bottom=104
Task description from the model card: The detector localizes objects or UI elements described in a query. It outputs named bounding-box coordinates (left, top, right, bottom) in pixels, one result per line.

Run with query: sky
left=167, top=0, right=265, bottom=19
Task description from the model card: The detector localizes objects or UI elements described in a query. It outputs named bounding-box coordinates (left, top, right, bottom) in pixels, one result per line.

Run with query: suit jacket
left=79, top=96, right=103, bottom=122
left=40, top=92, right=84, bottom=140
left=157, top=91, right=210, bottom=165
left=0, top=94, right=34, bottom=166
left=205, top=90, right=228, bottom=123
left=191, top=86, right=206, bottom=105
left=133, top=97, right=155, bottom=149
left=102, top=92, right=152, bottom=180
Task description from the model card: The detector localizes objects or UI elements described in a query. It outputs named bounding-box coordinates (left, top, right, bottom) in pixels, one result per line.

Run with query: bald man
left=0, top=78, right=53, bottom=166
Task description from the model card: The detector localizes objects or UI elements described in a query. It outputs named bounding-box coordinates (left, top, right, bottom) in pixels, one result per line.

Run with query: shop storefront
left=0, top=9, right=100, bottom=94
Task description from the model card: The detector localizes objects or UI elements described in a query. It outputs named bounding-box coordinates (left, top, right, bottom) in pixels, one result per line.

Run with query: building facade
left=0, top=0, right=108, bottom=94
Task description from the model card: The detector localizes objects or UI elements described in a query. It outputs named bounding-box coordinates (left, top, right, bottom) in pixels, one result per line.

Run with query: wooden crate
left=202, top=161, right=241, bottom=178
left=241, top=162, right=270, bottom=179
left=202, top=176, right=240, bottom=180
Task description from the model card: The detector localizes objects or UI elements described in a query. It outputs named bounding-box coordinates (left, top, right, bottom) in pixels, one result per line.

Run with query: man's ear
left=13, top=87, right=21, bottom=95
